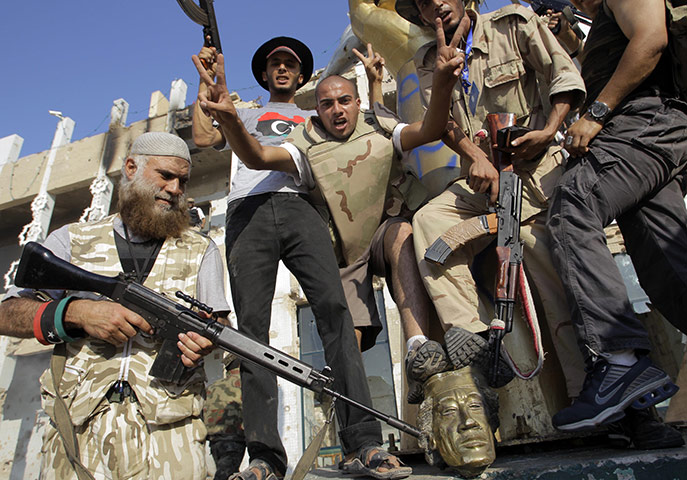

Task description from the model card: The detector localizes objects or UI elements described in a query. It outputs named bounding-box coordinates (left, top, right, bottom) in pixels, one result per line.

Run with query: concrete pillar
left=0, top=134, right=24, bottom=174
left=79, top=175, right=114, bottom=224
left=5, top=116, right=74, bottom=289
left=149, top=91, right=169, bottom=118
left=80, top=99, right=127, bottom=223
left=18, top=115, right=74, bottom=245
left=166, top=79, right=188, bottom=132
left=110, top=98, right=129, bottom=128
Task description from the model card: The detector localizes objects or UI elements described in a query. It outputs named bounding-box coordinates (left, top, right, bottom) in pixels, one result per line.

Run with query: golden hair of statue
left=417, top=368, right=498, bottom=477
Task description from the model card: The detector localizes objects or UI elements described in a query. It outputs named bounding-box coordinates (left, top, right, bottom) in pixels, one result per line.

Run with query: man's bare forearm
left=0, top=297, right=40, bottom=338
left=544, top=91, right=574, bottom=137
left=193, top=83, right=224, bottom=148
left=369, top=78, right=384, bottom=106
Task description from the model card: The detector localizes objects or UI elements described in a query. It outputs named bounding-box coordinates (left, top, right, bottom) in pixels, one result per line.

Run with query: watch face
left=590, top=102, right=609, bottom=120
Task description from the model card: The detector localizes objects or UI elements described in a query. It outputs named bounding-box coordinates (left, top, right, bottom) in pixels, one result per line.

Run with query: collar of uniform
left=470, top=12, right=487, bottom=56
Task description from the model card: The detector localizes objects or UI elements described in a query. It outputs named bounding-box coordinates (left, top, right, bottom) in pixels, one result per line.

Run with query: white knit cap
left=130, top=132, right=191, bottom=163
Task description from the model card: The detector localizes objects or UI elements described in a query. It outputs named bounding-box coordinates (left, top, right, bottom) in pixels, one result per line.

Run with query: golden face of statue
left=424, top=370, right=496, bottom=476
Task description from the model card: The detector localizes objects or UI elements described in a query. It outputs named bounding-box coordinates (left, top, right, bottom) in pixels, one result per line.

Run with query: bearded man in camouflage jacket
left=0, top=132, right=231, bottom=480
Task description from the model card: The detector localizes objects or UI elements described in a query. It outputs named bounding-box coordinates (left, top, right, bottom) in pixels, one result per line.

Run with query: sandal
left=339, top=445, right=412, bottom=480
left=228, top=459, right=278, bottom=480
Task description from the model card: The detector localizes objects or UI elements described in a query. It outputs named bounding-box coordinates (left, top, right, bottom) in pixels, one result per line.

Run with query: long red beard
left=117, top=176, right=190, bottom=239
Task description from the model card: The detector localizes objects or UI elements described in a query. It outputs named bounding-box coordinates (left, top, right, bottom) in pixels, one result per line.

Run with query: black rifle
left=527, top=0, right=590, bottom=39
left=177, top=0, right=222, bottom=64
left=15, top=241, right=420, bottom=438
left=486, top=113, right=523, bottom=387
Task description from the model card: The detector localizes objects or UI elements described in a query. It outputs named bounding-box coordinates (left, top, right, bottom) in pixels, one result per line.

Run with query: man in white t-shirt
left=193, top=37, right=416, bottom=480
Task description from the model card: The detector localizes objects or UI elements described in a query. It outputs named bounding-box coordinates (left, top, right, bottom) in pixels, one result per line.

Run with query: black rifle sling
left=50, top=343, right=96, bottom=480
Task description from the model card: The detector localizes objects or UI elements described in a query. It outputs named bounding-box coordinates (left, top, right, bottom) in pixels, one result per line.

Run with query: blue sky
left=1, top=1, right=511, bottom=157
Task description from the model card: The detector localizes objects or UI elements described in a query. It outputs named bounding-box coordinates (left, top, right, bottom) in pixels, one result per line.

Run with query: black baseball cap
left=251, top=36, right=314, bottom=91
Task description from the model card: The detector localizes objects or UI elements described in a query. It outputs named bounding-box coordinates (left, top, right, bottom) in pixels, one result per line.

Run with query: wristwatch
left=588, top=101, right=611, bottom=123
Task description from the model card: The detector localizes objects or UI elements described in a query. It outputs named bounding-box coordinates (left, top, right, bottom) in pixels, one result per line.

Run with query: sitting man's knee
left=385, top=220, right=413, bottom=247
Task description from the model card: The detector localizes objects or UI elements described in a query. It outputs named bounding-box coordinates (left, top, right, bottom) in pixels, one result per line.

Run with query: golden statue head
left=417, top=367, right=499, bottom=477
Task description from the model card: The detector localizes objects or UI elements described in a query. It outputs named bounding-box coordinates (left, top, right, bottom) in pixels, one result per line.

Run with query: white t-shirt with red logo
left=226, top=102, right=314, bottom=204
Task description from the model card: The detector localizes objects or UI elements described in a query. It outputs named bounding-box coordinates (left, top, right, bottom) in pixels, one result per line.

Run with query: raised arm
left=566, top=0, right=667, bottom=156
left=353, top=43, right=385, bottom=106
left=191, top=54, right=295, bottom=173
left=399, top=18, right=466, bottom=151
left=192, top=38, right=225, bottom=148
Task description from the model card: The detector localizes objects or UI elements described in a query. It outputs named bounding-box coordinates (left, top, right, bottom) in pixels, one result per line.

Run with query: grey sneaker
left=553, top=356, right=679, bottom=432
left=444, top=326, right=514, bottom=388
left=405, top=340, right=449, bottom=404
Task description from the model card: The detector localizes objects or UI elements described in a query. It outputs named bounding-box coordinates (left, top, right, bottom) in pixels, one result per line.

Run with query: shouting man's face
left=315, top=76, right=361, bottom=141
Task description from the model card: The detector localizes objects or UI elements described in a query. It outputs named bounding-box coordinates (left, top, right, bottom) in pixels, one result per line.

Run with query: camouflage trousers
left=40, top=397, right=207, bottom=480
left=412, top=178, right=585, bottom=398
left=204, top=367, right=245, bottom=479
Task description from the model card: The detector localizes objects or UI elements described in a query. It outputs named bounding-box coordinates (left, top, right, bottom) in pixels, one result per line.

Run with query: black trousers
left=225, top=192, right=381, bottom=475
left=547, top=95, right=687, bottom=361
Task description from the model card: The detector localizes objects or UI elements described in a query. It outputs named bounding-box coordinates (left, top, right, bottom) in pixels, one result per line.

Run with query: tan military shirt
left=415, top=4, right=585, bottom=140
left=414, top=4, right=585, bottom=218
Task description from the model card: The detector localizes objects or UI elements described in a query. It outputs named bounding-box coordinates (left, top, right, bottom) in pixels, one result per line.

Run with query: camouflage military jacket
left=39, top=214, right=210, bottom=426
left=414, top=4, right=586, bottom=217
left=286, top=103, right=426, bottom=265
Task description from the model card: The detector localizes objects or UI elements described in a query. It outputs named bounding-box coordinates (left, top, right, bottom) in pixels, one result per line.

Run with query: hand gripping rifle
left=486, top=113, right=523, bottom=387
left=524, top=0, right=590, bottom=39
left=177, top=0, right=222, bottom=67
left=14, top=241, right=421, bottom=438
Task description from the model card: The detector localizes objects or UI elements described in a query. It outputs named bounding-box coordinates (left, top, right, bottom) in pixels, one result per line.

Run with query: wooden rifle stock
left=486, top=113, right=523, bottom=386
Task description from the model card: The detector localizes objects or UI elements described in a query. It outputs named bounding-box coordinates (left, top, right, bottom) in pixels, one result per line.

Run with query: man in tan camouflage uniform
left=0, top=132, right=231, bottom=480
left=193, top=29, right=464, bottom=475
left=392, top=0, right=588, bottom=394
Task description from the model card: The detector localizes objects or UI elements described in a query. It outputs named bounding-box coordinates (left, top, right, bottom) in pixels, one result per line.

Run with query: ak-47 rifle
left=14, top=241, right=421, bottom=438
left=177, top=0, right=222, bottom=68
left=485, top=113, right=523, bottom=387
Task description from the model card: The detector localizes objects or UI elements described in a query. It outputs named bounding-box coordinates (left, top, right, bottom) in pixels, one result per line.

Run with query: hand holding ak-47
left=424, top=113, right=525, bottom=387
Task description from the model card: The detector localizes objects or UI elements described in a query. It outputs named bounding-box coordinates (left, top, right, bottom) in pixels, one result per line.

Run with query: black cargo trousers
left=547, top=94, right=687, bottom=360
left=224, top=192, right=382, bottom=476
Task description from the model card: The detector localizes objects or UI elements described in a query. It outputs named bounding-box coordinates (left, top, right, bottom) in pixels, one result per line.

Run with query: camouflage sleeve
left=517, top=12, right=586, bottom=110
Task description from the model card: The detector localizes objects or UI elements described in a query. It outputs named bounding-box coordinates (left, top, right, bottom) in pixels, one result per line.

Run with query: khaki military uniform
left=411, top=5, right=586, bottom=396
left=40, top=215, right=210, bottom=480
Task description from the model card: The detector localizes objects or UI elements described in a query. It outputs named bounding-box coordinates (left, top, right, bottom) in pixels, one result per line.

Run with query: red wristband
left=33, top=302, right=52, bottom=345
